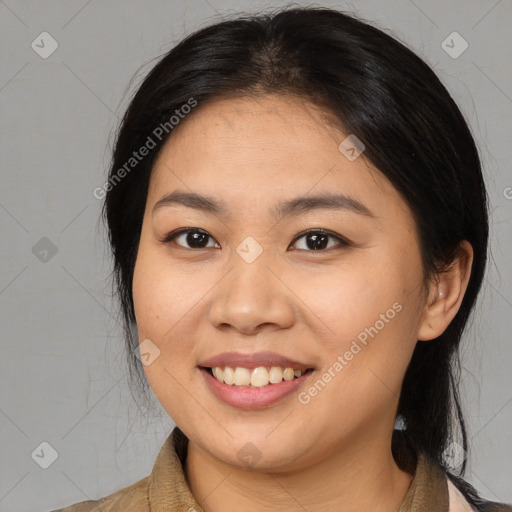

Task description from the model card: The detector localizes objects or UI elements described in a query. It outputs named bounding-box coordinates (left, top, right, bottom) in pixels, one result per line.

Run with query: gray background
left=0, top=0, right=511, bottom=510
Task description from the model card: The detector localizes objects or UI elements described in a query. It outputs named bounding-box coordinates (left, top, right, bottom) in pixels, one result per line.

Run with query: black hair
left=101, top=6, right=488, bottom=476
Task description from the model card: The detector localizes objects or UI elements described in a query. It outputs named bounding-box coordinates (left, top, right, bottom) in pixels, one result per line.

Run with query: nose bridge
left=231, top=242, right=274, bottom=299
left=208, top=238, right=294, bottom=333
left=228, top=232, right=275, bottom=287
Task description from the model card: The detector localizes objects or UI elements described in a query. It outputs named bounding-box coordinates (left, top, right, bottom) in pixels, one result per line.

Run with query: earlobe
left=417, top=241, right=474, bottom=341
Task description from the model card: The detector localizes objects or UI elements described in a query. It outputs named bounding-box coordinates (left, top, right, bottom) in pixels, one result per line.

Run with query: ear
left=417, top=240, right=474, bottom=341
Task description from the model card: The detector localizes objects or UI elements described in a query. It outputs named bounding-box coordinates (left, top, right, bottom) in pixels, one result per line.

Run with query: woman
left=53, top=6, right=511, bottom=512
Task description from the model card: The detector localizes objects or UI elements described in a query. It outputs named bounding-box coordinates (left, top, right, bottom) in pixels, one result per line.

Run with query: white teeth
left=210, top=366, right=308, bottom=387
left=250, top=367, right=269, bottom=387
left=233, top=367, right=251, bottom=386
left=269, top=366, right=283, bottom=383
left=223, top=366, right=235, bottom=385
left=283, top=368, right=295, bottom=381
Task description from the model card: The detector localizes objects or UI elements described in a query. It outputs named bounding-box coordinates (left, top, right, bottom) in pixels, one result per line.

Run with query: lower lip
left=199, top=367, right=314, bottom=410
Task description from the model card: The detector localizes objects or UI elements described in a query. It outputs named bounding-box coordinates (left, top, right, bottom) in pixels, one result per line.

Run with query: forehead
left=147, top=94, right=408, bottom=222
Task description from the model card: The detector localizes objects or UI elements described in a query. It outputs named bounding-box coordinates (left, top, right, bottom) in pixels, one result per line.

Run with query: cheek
left=132, top=244, right=216, bottom=383
left=132, top=246, right=197, bottom=340
left=292, top=255, right=422, bottom=400
left=132, top=251, right=201, bottom=419
left=290, top=255, right=411, bottom=346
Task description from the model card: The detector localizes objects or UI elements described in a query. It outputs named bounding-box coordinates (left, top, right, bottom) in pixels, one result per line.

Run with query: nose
left=208, top=252, right=295, bottom=336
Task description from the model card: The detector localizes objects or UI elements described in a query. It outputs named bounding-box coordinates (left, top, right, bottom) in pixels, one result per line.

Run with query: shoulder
left=404, top=450, right=511, bottom=512
left=49, top=475, right=150, bottom=512
left=447, top=472, right=512, bottom=512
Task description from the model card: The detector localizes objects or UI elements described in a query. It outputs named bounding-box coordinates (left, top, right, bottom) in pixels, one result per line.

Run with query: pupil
left=188, top=230, right=209, bottom=248
left=307, top=233, right=328, bottom=250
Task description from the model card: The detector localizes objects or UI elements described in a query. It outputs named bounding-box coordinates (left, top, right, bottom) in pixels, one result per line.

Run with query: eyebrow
left=152, top=189, right=375, bottom=220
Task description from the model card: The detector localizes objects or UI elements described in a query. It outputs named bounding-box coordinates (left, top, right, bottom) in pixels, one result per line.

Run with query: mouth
left=201, top=365, right=315, bottom=388
left=198, top=365, right=316, bottom=409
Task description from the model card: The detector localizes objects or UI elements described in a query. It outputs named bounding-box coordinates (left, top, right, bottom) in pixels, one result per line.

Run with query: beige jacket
left=51, top=427, right=512, bottom=512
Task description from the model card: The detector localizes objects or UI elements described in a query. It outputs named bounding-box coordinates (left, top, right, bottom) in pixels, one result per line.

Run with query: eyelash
left=159, top=228, right=351, bottom=252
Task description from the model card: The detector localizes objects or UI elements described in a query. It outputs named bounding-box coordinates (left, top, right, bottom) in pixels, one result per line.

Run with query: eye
left=160, top=228, right=220, bottom=249
left=289, top=229, right=350, bottom=251
left=160, top=227, right=350, bottom=251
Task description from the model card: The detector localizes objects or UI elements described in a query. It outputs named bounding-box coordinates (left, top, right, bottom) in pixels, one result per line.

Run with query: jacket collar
left=148, top=426, right=204, bottom=511
left=398, top=451, right=449, bottom=511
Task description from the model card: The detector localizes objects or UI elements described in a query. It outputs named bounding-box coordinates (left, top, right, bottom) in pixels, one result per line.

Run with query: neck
left=184, top=430, right=414, bottom=512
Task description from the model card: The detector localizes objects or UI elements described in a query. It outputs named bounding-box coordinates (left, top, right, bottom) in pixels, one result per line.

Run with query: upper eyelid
left=291, top=228, right=349, bottom=243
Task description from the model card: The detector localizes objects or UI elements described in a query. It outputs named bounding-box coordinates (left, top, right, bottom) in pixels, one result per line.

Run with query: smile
left=199, top=366, right=315, bottom=409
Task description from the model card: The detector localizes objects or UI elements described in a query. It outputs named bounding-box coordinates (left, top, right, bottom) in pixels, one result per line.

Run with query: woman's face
left=132, top=94, right=429, bottom=470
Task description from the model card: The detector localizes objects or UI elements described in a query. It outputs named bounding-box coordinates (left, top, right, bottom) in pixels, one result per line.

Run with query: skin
left=132, top=94, right=473, bottom=512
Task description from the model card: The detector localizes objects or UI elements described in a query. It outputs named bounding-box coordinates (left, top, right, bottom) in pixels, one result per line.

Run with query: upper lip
left=199, top=351, right=315, bottom=370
